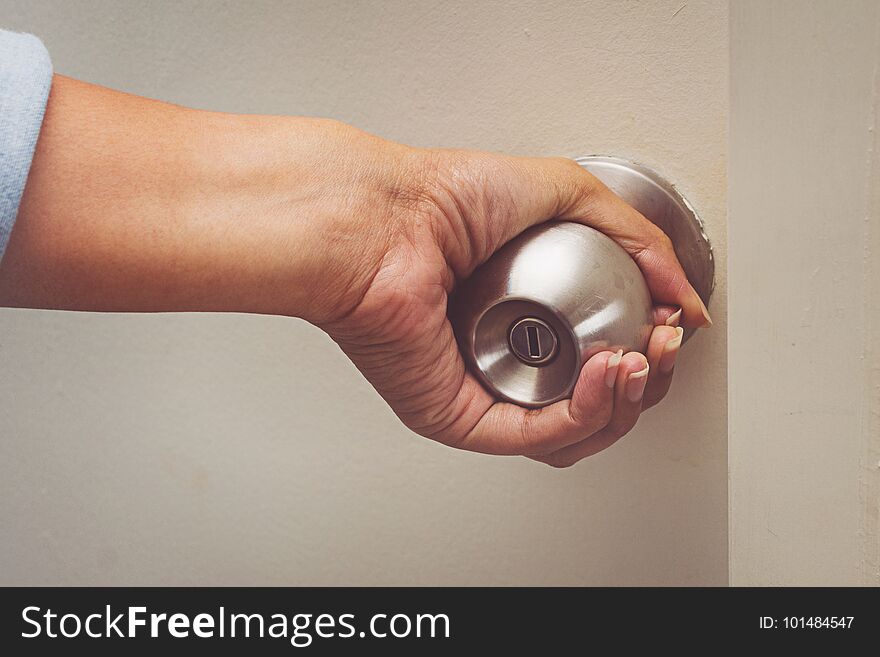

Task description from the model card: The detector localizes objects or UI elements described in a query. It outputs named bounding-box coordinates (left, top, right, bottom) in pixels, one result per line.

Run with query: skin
left=0, top=75, right=711, bottom=467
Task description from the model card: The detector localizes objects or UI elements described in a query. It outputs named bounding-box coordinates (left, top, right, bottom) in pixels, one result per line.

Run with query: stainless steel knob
left=450, top=155, right=714, bottom=408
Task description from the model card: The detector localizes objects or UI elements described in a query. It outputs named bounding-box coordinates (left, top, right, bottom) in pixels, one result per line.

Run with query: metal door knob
left=449, top=155, right=714, bottom=408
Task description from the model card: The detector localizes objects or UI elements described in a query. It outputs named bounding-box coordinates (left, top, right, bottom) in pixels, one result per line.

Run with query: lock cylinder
left=508, top=317, right=558, bottom=365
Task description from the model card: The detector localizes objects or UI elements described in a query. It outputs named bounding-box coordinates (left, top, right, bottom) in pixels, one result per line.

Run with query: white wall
left=729, top=0, right=880, bottom=585
left=0, top=0, right=728, bottom=585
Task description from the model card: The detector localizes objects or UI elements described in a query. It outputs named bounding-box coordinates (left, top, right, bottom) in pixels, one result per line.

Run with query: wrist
left=189, top=111, right=423, bottom=324
left=180, top=110, right=325, bottom=320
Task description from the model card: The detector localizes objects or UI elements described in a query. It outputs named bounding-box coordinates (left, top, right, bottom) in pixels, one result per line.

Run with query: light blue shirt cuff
left=0, top=30, right=53, bottom=262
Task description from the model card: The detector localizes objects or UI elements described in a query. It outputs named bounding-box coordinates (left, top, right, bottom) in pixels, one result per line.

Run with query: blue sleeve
left=0, top=30, right=53, bottom=262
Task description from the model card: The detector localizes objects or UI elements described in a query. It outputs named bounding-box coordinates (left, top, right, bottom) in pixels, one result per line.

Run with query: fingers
left=433, top=323, right=674, bottom=464
left=601, top=351, right=650, bottom=441
left=532, top=324, right=685, bottom=467
left=449, top=350, right=620, bottom=456
left=642, top=324, right=682, bottom=410
left=480, top=155, right=712, bottom=329
left=531, top=351, right=649, bottom=468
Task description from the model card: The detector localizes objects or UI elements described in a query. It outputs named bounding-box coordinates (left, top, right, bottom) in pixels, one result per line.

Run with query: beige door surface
left=1, top=0, right=730, bottom=585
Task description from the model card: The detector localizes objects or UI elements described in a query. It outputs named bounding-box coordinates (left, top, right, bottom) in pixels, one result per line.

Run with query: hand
left=1, top=77, right=711, bottom=465
left=308, top=130, right=712, bottom=466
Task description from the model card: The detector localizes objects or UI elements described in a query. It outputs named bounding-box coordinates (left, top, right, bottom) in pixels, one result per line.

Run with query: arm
left=0, top=75, right=390, bottom=321
left=0, top=75, right=711, bottom=465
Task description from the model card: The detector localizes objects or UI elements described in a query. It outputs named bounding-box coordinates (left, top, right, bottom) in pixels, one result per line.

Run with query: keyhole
left=526, top=325, right=541, bottom=358
left=509, top=317, right=558, bottom=366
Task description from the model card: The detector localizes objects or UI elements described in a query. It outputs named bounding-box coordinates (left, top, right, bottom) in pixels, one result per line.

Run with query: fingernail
left=605, top=349, right=623, bottom=388
left=690, top=284, right=712, bottom=327
left=625, top=363, right=650, bottom=402
left=659, top=326, right=684, bottom=373
left=665, top=308, right=682, bottom=327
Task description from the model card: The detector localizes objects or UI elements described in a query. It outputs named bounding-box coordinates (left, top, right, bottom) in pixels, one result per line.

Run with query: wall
left=0, top=0, right=728, bottom=585
left=729, top=0, right=880, bottom=585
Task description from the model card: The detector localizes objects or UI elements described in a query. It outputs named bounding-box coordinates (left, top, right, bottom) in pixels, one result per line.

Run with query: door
left=0, top=0, right=730, bottom=585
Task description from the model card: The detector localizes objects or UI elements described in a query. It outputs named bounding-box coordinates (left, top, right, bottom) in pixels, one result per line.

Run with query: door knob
left=449, top=155, right=714, bottom=408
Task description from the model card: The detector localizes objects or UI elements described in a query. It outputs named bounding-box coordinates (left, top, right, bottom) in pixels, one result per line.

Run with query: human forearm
left=0, top=74, right=395, bottom=322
